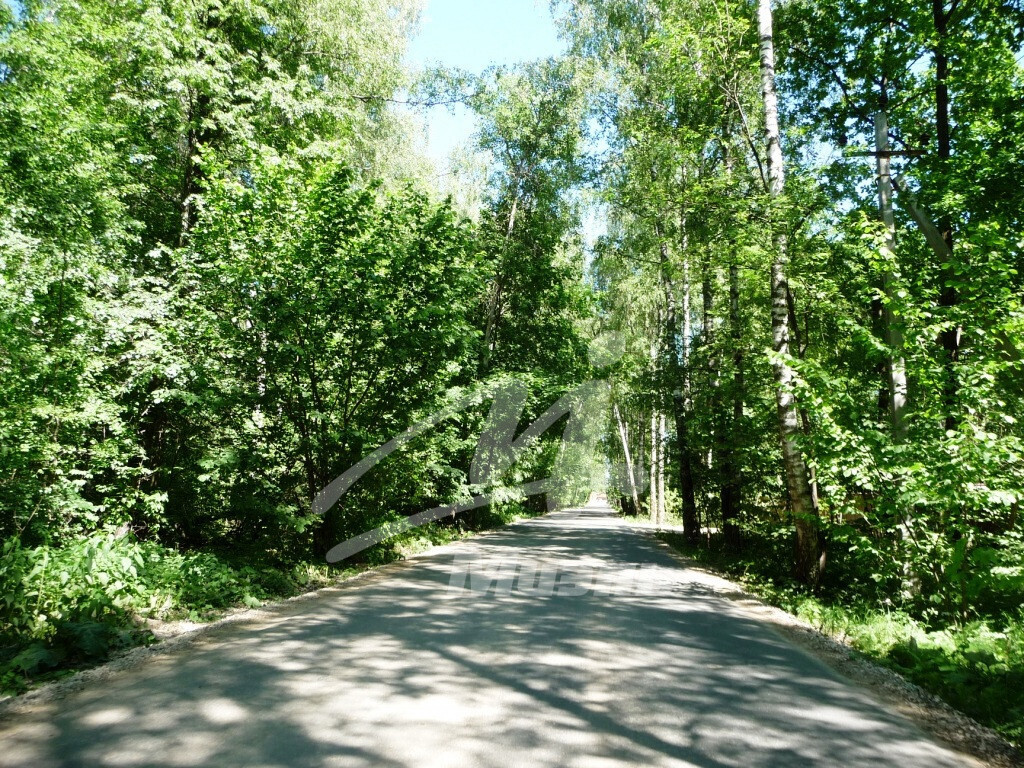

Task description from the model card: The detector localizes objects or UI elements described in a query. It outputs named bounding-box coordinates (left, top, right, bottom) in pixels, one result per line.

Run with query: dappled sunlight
left=0, top=508, right=971, bottom=767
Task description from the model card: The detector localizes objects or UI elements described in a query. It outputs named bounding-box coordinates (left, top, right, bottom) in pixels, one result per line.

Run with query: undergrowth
left=0, top=500, right=542, bottom=696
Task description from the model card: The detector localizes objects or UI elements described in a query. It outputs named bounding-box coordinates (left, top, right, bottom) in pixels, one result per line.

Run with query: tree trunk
left=758, top=0, right=824, bottom=586
left=661, top=240, right=699, bottom=545
left=785, top=288, right=822, bottom=516
left=650, top=411, right=659, bottom=523
left=932, top=0, right=960, bottom=433
left=614, top=402, right=642, bottom=517
left=702, top=255, right=730, bottom=539
left=648, top=330, right=661, bottom=523
left=720, top=261, right=744, bottom=548
left=636, top=414, right=647, bottom=497
left=658, top=412, right=668, bottom=523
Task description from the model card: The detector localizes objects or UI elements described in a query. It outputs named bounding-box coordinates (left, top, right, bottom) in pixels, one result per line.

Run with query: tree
left=183, top=159, right=485, bottom=555
left=470, top=58, right=593, bottom=385
left=757, top=0, right=823, bottom=584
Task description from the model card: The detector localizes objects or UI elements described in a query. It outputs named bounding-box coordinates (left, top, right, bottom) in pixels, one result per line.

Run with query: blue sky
left=406, top=0, right=565, bottom=168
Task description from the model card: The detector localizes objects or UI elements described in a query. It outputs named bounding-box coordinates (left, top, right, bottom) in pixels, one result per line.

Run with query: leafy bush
left=0, top=533, right=303, bottom=693
left=0, top=499, right=547, bottom=695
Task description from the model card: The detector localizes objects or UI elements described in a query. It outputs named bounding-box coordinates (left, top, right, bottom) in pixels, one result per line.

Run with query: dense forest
left=2, top=0, right=1024, bottom=747
left=0, top=0, right=593, bottom=692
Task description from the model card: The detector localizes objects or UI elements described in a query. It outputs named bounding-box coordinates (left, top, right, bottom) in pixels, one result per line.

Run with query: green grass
left=655, top=531, right=1024, bottom=748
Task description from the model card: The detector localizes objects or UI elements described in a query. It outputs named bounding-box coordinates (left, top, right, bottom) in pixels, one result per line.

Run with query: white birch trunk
left=758, top=0, right=822, bottom=584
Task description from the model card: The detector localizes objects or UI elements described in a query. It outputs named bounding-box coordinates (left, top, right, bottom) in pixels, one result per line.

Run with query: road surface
left=0, top=505, right=975, bottom=767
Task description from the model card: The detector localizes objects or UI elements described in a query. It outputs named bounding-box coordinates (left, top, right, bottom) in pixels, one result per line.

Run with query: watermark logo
left=445, top=554, right=670, bottom=598
left=314, top=333, right=635, bottom=563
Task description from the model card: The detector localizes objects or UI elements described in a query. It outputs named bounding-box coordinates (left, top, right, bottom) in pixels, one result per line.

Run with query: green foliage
left=0, top=0, right=598, bottom=697
left=0, top=496, right=553, bottom=695
left=574, top=2, right=1024, bottom=738
left=179, top=156, right=489, bottom=555
left=0, top=0, right=434, bottom=548
left=0, top=532, right=290, bottom=692
left=6, top=0, right=1020, bottom=748
left=470, top=57, right=594, bottom=384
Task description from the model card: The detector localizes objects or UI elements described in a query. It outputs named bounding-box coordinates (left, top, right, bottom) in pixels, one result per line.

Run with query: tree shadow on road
left=0, top=508, right=971, bottom=768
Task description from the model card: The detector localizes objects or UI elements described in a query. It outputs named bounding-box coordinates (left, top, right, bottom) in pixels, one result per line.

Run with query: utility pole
left=850, top=100, right=926, bottom=438
left=874, top=109, right=909, bottom=441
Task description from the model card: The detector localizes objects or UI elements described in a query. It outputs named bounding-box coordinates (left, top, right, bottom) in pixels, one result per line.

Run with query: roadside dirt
left=648, top=532, right=1022, bottom=768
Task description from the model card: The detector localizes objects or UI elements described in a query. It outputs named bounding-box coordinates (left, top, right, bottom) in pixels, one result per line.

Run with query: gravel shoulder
left=646, top=530, right=1023, bottom=768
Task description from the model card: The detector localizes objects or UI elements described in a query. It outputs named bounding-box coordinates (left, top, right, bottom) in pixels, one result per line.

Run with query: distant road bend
left=0, top=504, right=977, bottom=767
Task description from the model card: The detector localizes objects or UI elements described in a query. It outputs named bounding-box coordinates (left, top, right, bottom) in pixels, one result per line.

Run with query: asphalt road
left=0, top=505, right=976, bottom=767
